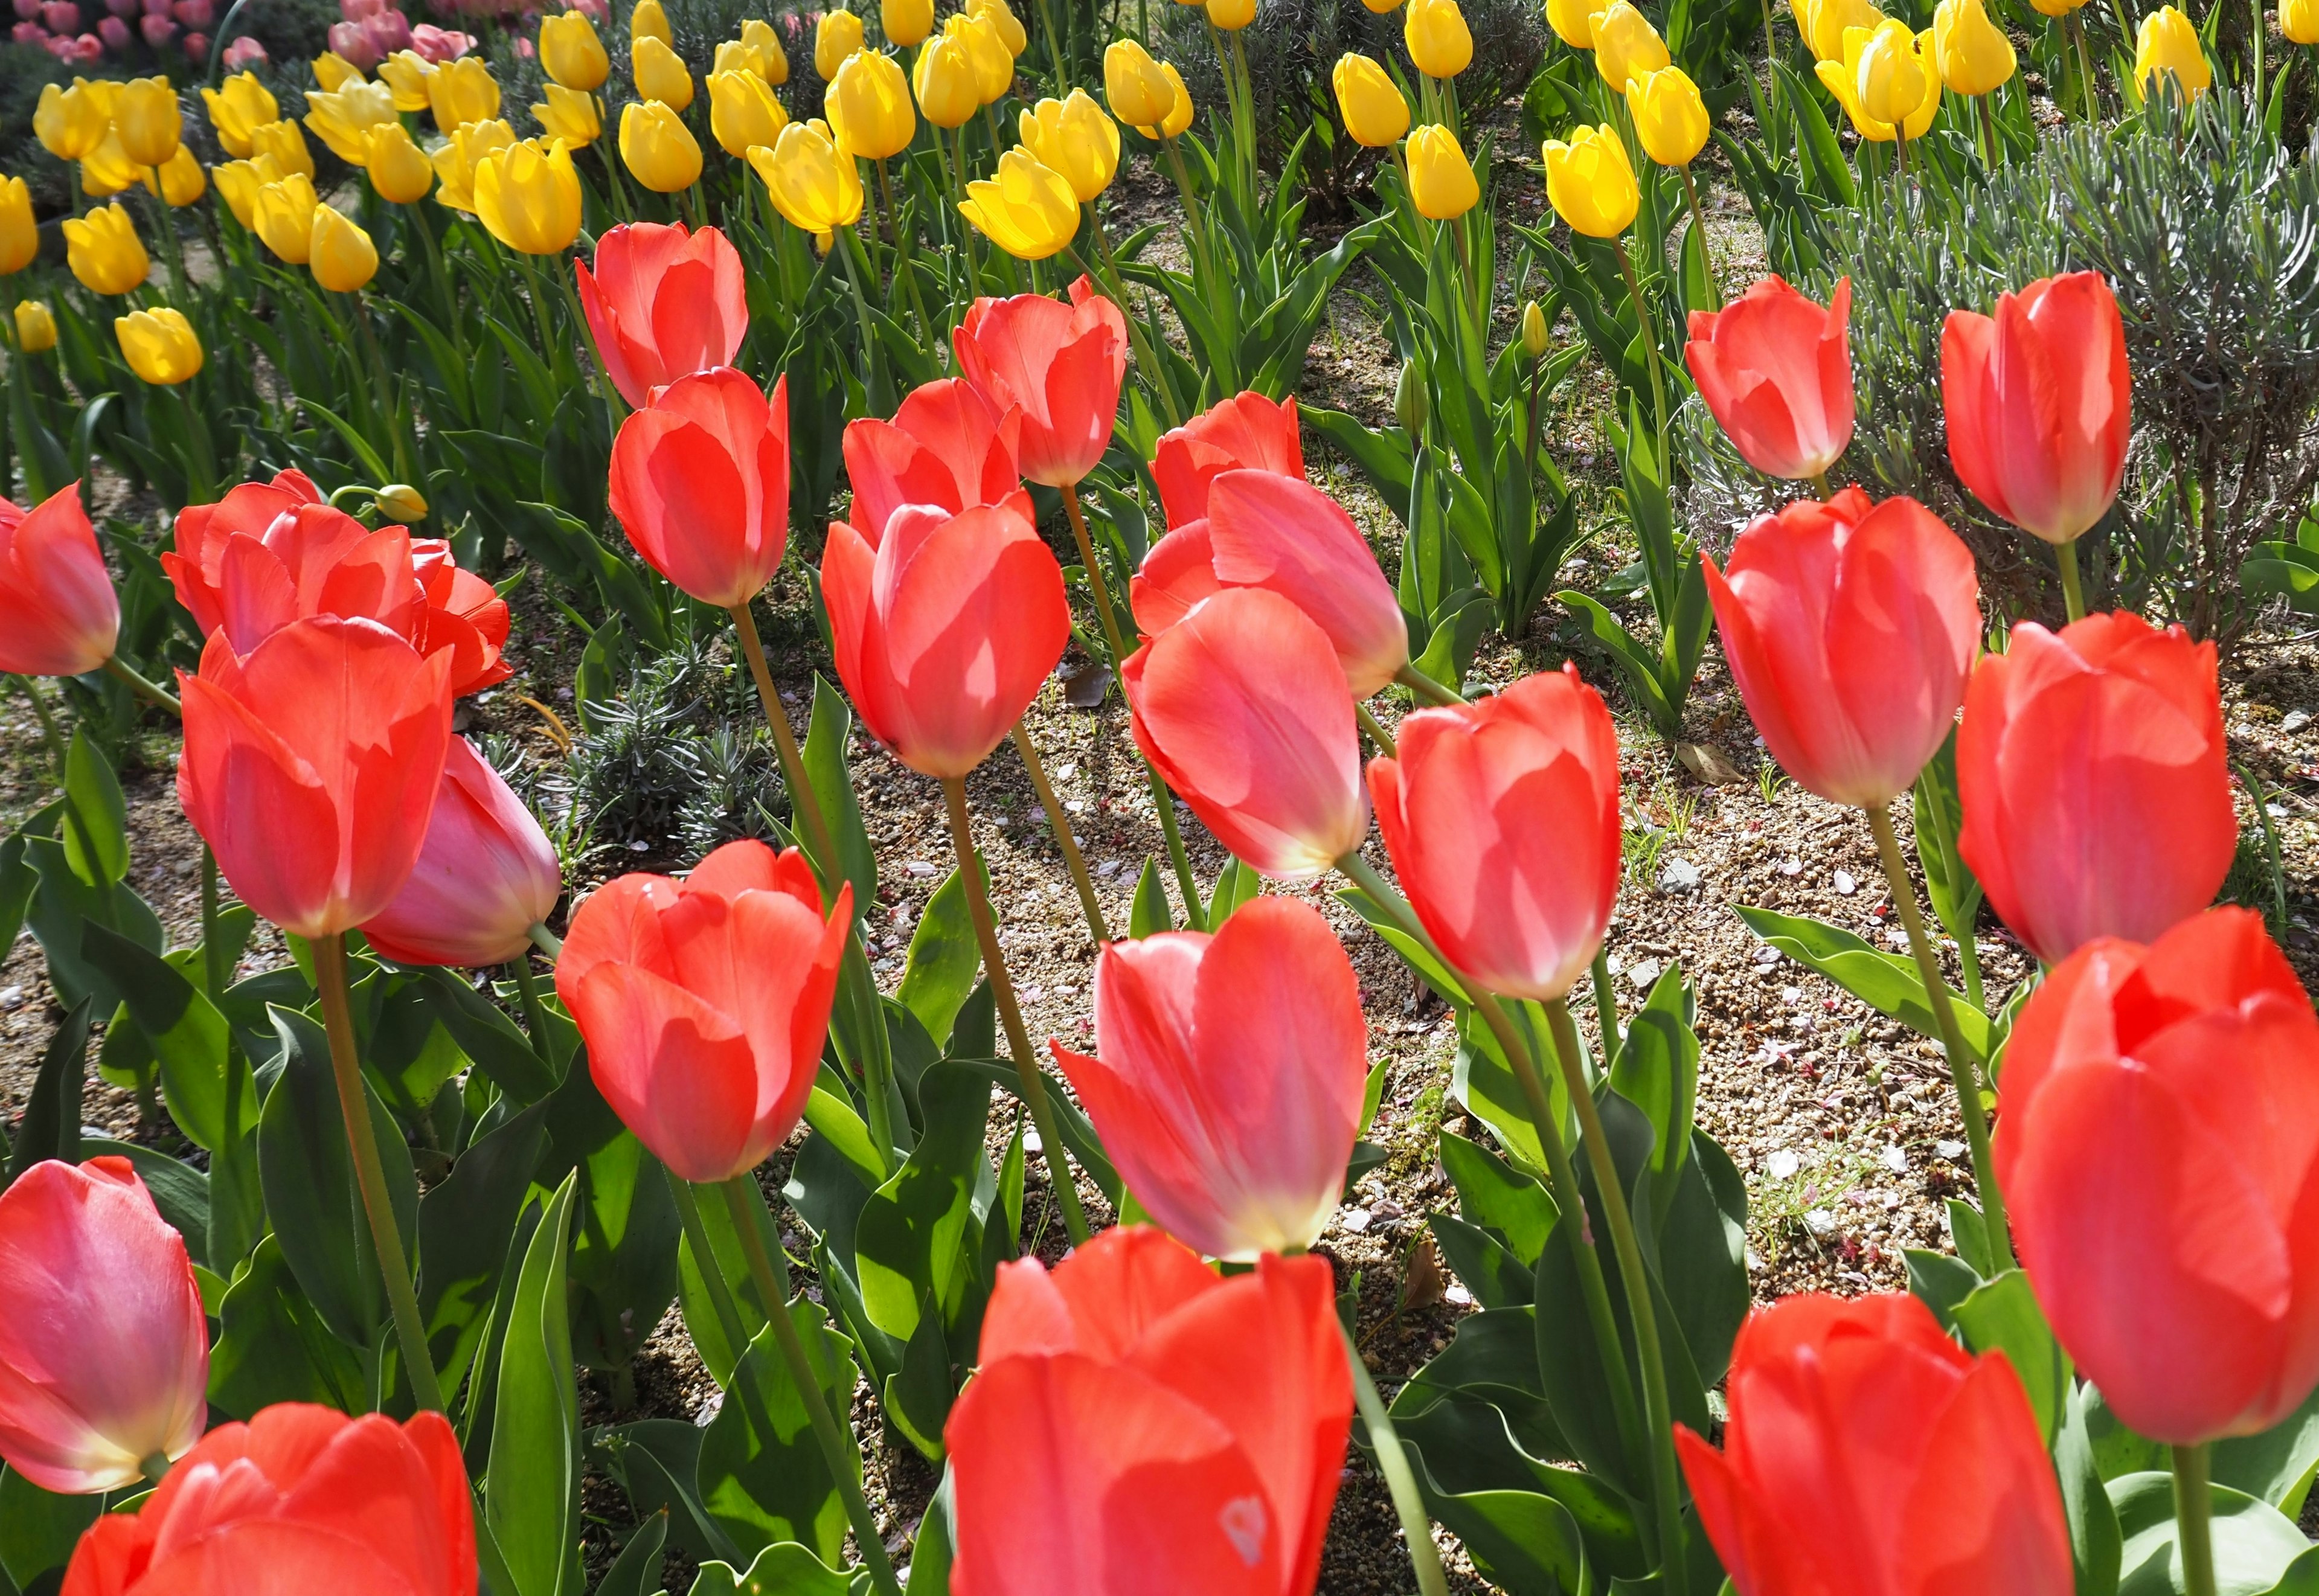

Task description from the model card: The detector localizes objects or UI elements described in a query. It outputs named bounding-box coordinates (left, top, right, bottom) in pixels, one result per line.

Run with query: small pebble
left=1628, top=958, right=1663, bottom=990
left=1766, top=1149, right=1801, bottom=1180
left=1936, top=1138, right=1967, bottom=1160
left=2285, top=710, right=2311, bottom=734
left=1658, top=859, right=1702, bottom=893
left=1833, top=870, right=1858, bottom=895
left=904, top=860, right=938, bottom=877
left=1341, top=1207, right=1373, bottom=1234
left=0, top=987, right=21, bottom=1011
left=1780, top=856, right=1802, bottom=876
left=1882, top=1145, right=1909, bottom=1173
left=1804, top=1209, right=1838, bottom=1239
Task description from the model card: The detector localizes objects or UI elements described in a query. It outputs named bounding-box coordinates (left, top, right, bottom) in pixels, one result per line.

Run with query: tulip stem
left=1356, top=701, right=1398, bottom=758
left=664, top=1170, right=790, bottom=1447
left=1393, top=662, right=1466, bottom=707
left=1339, top=1318, right=1451, bottom=1596
left=139, top=1450, right=172, bottom=1487
left=940, top=775, right=1092, bottom=1246
left=717, top=1176, right=906, bottom=1596
left=509, top=954, right=559, bottom=1075
left=726, top=601, right=842, bottom=880
left=1611, top=239, right=1669, bottom=474
left=314, top=932, right=447, bottom=1414
left=873, top=158, right=934, bottom=342
left=2056, top=539, right=2088, bottom=623
left=528, top=921, right=564, bottom=958
left=1865, top=802, right=2015, bottom=1271
left=2173, top=1444, right=2220, bottom=1596
left=1811, top=470, right=1833, bottom=498
left=1010, top=723, right=1109, bottom=944
left=1591, top=943, right=1621, bottom=1063
left=101, top=654, right=181, bottom=716
left=13, top=676, right=68, bottom=780
left=1677, top=167, right=1722, bottom=310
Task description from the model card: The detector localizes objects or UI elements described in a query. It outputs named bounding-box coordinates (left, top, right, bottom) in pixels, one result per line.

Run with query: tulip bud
left=115, top=304, right=203, bottom=385
left=1016, top=88, right=1120, bottom=201
left=1589, top=0, right=1667, bottom=88
left=884, top=0, right=933, bottom=45
left=1628, top=63, right=1709, bottom=165
left=629, top=0, right=667, bottom=43
left=1542, top=123, right=1638, bottom=239
left=364, top=121, right=434, bottom=202
left=1521, top=298, right=1550, bottom=358
left=539, top=9, right=608, bottom=88
left=620, top=97, right=704, bottom=191
left=708, top=67, right=787, bottom=154
left=113, top=73, right=180, bottom=166
left=308, top=201, right=378, bottom=292
left=1403, top=0, right=1471, bottom=75
left=1103, top=36, right=1174, bottom=127
left=1330, top=51, right=1410, bottom=147
left=815, top=5, right=862, bottom=77
left=827, top=47, right=915, bottom=158
left=914, top=31, right=980, bottom=126
left=2134, top=3, right=2209, bottom=97
left=1931, top=0, right=2015, bottom=94
left=375, top=482, right=429, bottom=522
left=960, top=147, right=1081, bottom=260
left=1405, top=122, right=1478, bottom=219
left=15, top=299, right=56, bottom=351
left=252, top=171, right=319, bottom=263
left=1394, top=355, right=1428, bottom=435
left=62, top=202, right=148, bottom=295
left=0, top=176, right=33, bottom=274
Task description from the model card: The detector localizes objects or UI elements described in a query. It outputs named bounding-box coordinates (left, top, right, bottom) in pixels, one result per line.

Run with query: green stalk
left=1010, top=723, right=1108, bottom=943
left=1677, top=167, right=1722, bottom=309
left=1394, top=662, right=1467, bottom=707
left=101, top=654, right=181, bottom=714
left=1591, top=944, right=1621, bottom=1063
left=1612, top=237, right=1669, bottom=473
left=2173, top=1444, right=2219, bottom=1596
left=874, top=158, right=934, bottom=341
left=1340, top=1319, right=1450, bottom=1596
left=1357, top=702, right=1398, bottom=758
left=13, top=675, right=67, bottom=779
left=510, top=954, right=559, bottom=1076
left=2056, top=538, right=2088, bottom=622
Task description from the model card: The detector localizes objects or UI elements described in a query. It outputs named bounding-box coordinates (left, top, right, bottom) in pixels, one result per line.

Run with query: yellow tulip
left=1208, top=0, right=1256, bottom=26
left=1541, top=123, right=1638, bottom=237
left=1794, top=0, right=1882, bottom=60
left=475, top=139, right=583, bottom=254
left=1362, top=0, right=1400, bottom=11
left=2285, top=0, right=2319, bottom=42
left=429, top=56, right=502, bottom=129
left=112, top=75, right=181, bottom=168
left=960, top=147, right=1080, bottom=259
left=827, top=49, right=916, bottom=158
left=309, top=202, right=379, bottom=292
left=15, top=300, right=56, bottom=353
left=379, top=50, right=436, bottom=112
left=374, top=484, right=429, bottom=522
left=115, top=307, right=202, bottom=386
left=916, top=34, right=982, bottom=126
left=365, top=124, right=435, bottom=202
left=952, top=11, right=1015, bottom=102
left=817, top=7, right=865, bottom=77
left=431, top=118, right=515, bottom=211
left=974, top=0, right=1029, bottom=53
left=200, top=71, right=278, bottom=158
left=304, top=80, right=399, bottom=164
left=630, top=35, right=693, bottom=107
left=34, top=80, right=111, bottom=162
left=1546, top=0, right=1608, bottom=47
left=1628, top=63, right=1709, bottom=164
left=1521, top=299, right=1550, bottom=358
left=1104, top=37, right=1176, bottom=127
left=534, top=83, right=603, bottom=145
left=1591, top=0, right=1668, bottom=88
left=80, top=133, right=146, bottom=200
left=710, top=69, right=789, bottom=154
left=62, top=203, right=147, bottom=294
left=1405, top=123, right=1478, bottom=218
left=620, top=99, right=704, bottom=191
left=1149, top=61, right=1195, bottom=137
left=1018, top=89, right=1120, bottom=201
left=156, top=146, right=207, bottom=207
left=313, top=51, right=365, bottom=92
left=2135, top=4, right=2210, bottom=97
left=250, top=119, right=316, bottom=179
left=749, top=118, right=864, bottom=239
left=540, top=12, right=611, bottom=89
left=1330, top=51, right=1410, bottom=147
left=213, top=155, right=284, bottom=226
left=254, top=172, right=321, bottom=263
left=714, top=38, right=764, bottom=76
left=1931, top=0, right=2015, bottom=93
left=0, top=179, right=31, bottom=275
left=2027, top=0, right=2087, bottom=15
left=1817, top=18, right=1940, bottom=139
left=743, top=18, right=791, bottom=82
left=885, top=0, right=935, bottom=46
left=631, top=0, right=670, bottom=43
left=1404, top=0, right=1472, bottom=76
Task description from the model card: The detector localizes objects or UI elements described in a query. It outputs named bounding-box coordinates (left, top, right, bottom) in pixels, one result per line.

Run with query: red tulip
left=951, top=276, right=1126, bottom=488
left=1942, top=271, right=2130, bottom=546
left=555, top=839, right=851, bottom=1184
left=947, top=1226, right=1351, bottom=1596
left=608, top=368, right=791, bottom=609
left=61, top=1403, right=475, bottom=1596
left=0, top=484, right=119, bottom=678
left=1685, top=275, right=1855, bottom=482
left=1704, top=489, right=1980, bottom=809
left=1123, top=589, right=1368, bottom=881
left=1049, top=897, right=1367, bottom=1260
left=1368, top=665, right=1618, bottom=1003
left=576, top=220, right=749, bottom=409
left=841, top=377, right=1028, bottom=540
left=177, top=616, right=453, bottom=938
left=359, top=739, right=561, bottom=968
left=1152, top=391, right=1303, bottom=531
left=1957, top=612, right=2234, bottom=963
left=164, top=470, right=322, bottom=633
left=411, top=539, right=513, bottom=696
left=0, top=1158, right=206, bottom=1495
left=1676, top=1292, right=2073, bottom=1596
left=821, top=499, right=1069, bottom=780
left=1131, top=472, right=1408, bottom=697
left=1994, top=908, right=2319, bottom=1444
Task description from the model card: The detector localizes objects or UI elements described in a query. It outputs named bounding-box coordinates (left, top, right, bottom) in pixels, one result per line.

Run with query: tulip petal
left=1131, top=520, right=1224, bottom=639
left=1205, top=472, right=1406, bottom=696
left=573, top=962, right=760, bottom=1182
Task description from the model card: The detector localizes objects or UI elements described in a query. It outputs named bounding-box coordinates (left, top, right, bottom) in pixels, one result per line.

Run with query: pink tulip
left=1152, top=391, right=1303, bottom=530
left=842, top=377, right=1027, bottom=539
left=168, top=0, right=204, bottom=25
left=326, top=18, right=376, bottom=62
left=40, top=4, right=77, bottom=36
left=12, top=22, right=48, bottom=42
left=951, top=277, right=1127, bottom=488
left=609, top=370, right=791, bottom=609
left=219, top=29, right=261, bottom=62
left=12, top=1, right=39, bottom=22
left=359, top=739, right=561, bottom=968
left=576, top=223, right=749, bottom=409
left=175, top=27, right=200, bottom=53
left=408, top=20, right=471, bottom=57
left=0, top=484, right=120, bottom=680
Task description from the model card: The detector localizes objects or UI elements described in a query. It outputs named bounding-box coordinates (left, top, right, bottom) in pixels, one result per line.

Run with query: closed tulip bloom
left=539, top=9, right=608, bottom=87
left=475, top=138, right=582, bottom=254
left=0, top=1158, right=205, bottom=1495
left=307, top=203, right=378, bottom=291
left=708, top=67, right=787, bottom=154
left=2136, top=4, right=2209, bottom=95
left=827, top=48, right=915, bottom=158
left=620, top=98, right=703, bottom=191
left=1331, top=52, right=1410, bottom=146
left=751, top=118, right=863, bottom=237
left=1405, top=0, right=1472, bottom=75
left=2286, top=0, right=2319, bottom=43
left=1124, top=588, right=1368, bottom=880
left=842, top=377, right=1027, bottom=538
left=961, top=147, right=1081, bottom=260
left=744, top=16, right=791, bottom=82
left=77, top=133, right=148, bottom=204
left=431, top=118, right=515, bottom=212
left=1795, top=0, right=1883, bottom=59
left=976, top=0, right=1030, bottom=56
left=249, top=117, right=315, bottom=178
left=112, top=75, right=178, bottom=167
left=377, top=50, right=436, bottom=112
left=1942, top=271, right=2129, bottom=547
left=365, top=123, right=435, bottom=202
left=885, top=0, right=935, bottom=45
left=154, top=146, right=205, bottom=207
left=62, top=1405, right=475, bottom=1596
left=1404, top=123, right=1478, bottom=219
left=199, top=69, right=276, bottom=157
left=34, top=79, right=111, bottom=162
left=313, top=51, right=366, bottom=92
left=1146, top=61, right=1196, bottom=137
left=952, top=276, right=1126, bottom=487
left=954, top=11, right=1015, bottom=101
left=823, top=499, right=1070, bottom=777
left=1932, top=0, right=2014, bottom=93
left=1051, top=899, right=1367, bottom=1260
left=1956, top=612, right=2233, bottom=962
left=426, top=53, right=500, bottom=126
left=1151, top=389, right=1304, bottom=529
left=916, top=34, right=981, bottom=126
left=1018, top=89, right=1121, bottom=201
left=1547, top=0, right=1609, bottom=46
left=629, top=33, right=691, bottom=107
left=1677, top=1293, right=2074, bottom=1596
left=1589, top=0, right=1667, bottom=86
left=1104, top=37, right=1175, bottom=127
left=816, top=5, right=863, bottom=75
left=0, top=178, right=34, bottom=275
left=252, top=172, right=319, bottom=263
left=0, top=484, right=118, bottom=678
left=212, top=155, right=284, bottom=228
left=1209, top=0, right=1256, bottom=25
left=1686, top=274, right=1854, bottom=481
left=1542, top=124, right=1638, bottom=237
left=577, top=222, right=748, bottom=409
left=178, top=616, right=453, bottom=937
left=1629, top=63, right=1708, bottom=164
left=630, top=0, right=669, bottom=43
left=1819, top=19, right=1940, bottom=140
left=534, top=82, right=603, bottom=145
left=361, top=737, right=559, bottom=967
left=608, top=369, right=790, bottom=606
left=947, top=1228, right=1352, bottom=1596
left=1368, top=665, right=1618, bottom=1001
left=16, top=301, right=56, bottom=353
left=1995, top=909, right=2319, bottom=1444
left=301, top=80, right=395, bottom=163
left=62, top=205, right=147, bottom=295
left=115, top=307, right=202, bottom=386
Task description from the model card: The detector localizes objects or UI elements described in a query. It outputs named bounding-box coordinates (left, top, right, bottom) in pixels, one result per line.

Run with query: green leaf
left=1904, top=1247, right=1982, bottom=1331
left=487, top=1173, right=582, bottom=1596
left=690, top=1542, right=858, bottom=1596
left=1440, top=1130, right=1556, bottom=1266
left=1734, top=905, right=1991, bottom=1059
left=897, top=869, right=980, bottom=1050
left=5, top=998, right=91, bottom=1185
left=1449, top=1008, right=1554, bottom=1171
left=883, top=1302, right=955, bottom=1461
left=587, top=1420, right=739, bottom=1566
left=58, top=729, right=126, bottom=890
left=803, top=676, right=878, bottom=909
left=540, top=1059, right=681, bottom=1373
left=2109, top=1472, right=2314, bottom=1596
left=1128, top=860, right=1173, bottom=938
left=418, top=1101, right=550, bottom=1401
left=1429, top=1213, right=1535, bottom=1310
left=414, top=967, right=560, bottom=1104
left=677, top=1174, right=781, bottom=1389
left=0, top=1467, right=101, bottom=1591
left=595, top=1511, right=669, bottom=1596
left=1607, top=962, right=1699, bottom=1213
left=2061, top=1381, right=2125, bottom=1596
left=1205, top=857, right=1263, bottom=926
left=24, top=836, right=163, bottom=1010
left=1952, top=1270, right=2072, bottom=1443
left=79, top=922, right=240, bottom=1152
left=698, top=1300, right=859, bottom=1563
left=855, top=1063, right=993, bottom=1344
left=206, top=1235, right=370, bottom=1417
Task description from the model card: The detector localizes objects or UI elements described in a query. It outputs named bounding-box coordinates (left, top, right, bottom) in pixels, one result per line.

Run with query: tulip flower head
left=307, top=203, right=379, bottom=292
left=1795, top=0, right=1883, bottom=60
left=431, top=118, right=515, bottom=212
left=112, top=74, right=179, bottom=167
left=2135, top=4, right=2210, bottom=97
left=1542, top=124, right=1639, bottom=238
left=1547, top=0, right=1609, bottom=46
left=253, top=171, right=321, bottom=263
left=1209, top=0, right=1256, bottom=25
left=155, top=146, right=206, bottom=207
left=535, top=82, right=605, bottom=145
left=540, top=9, right=609, bottom=87
left=116, top=306, right=203, bottom=386
left=62, top=204, right=147, bottom=295
left=2285, top=0, right=2319, bottom=43
left=961, top=147, right=1082, bottom=260
left=708, top=66, right=788, bottom=154
left=1957, top=611, right=2234, bottom=963
left=609, top=368, right=791, bottom=608
left=841, top=376, right=1029, bottom=538
left=975, top=0, right=1030, bottom=56
left=633, top=32, right=694, bottom=107
left=362, top=737, right=560, bottom=967
left=743, top=16, right=791, bottom=82
left=1150, top=389, right=1306, bottom=528
left=474, top=138, right=583, bottom=254
left=827, top=47, right=916, bottom=159
left=1685, top=274, right=1855, bottom=482
left=303, top=79, right=398, bottom=163
left=1677, top=1293, right=2074, bottom=1596
left=1818, top=18, right=1941, bottom=140
left=577, top=221, right=749, bottom=409
left=79, top=133, right=149, bottom=203
left=1405, top=123, right=1479, bottom=219
left=1143, top=60, right=1196, bottom=137
left=1331, top=52, right=1411, bottom=147
left=953, top=10, right=1016, bottom=101
left=0, top=177, right=34, bottom=276
left=631, top=0, right=670, bottom=43
left=377, top=49, right=437, bottom=111
left=1931, top=0, right=2015, bottom=94
left=34, top=79, right=112, bottom=162
left=1104, top=37, right=1176, bottom=128
left=751, top=118, right=863, bottom=243
left=885, top=0, right=935, bottom=45
left=1405, top=0, right=1472, bottom=75
left=916, top=32, right=983, bottom=126
left=0, top=484, right=118, bottom=678
left=1018, top=89, right=1121, bottom=202
left=313, top=50, right=366, bottom=91
left=249, top=118, right=316, bottom=179
left=15, top=300, right=57, bottom=353
left=1052, top=898, right=1369, bottom=1260
left=1589, top=0, right=1667, bottom=87
left=620, top=98, right=704, bottom=191
left=366, top=123, right=437, bottom=202
left=200, top=70, right=278, bottom=157
left=946, top=1227, right=1352, bottom=1596
left=952, top=277, right=1127, bottom=487
left=214, top=155, right=286, bottom=228
left=426, top=54, right=501, bottom=128
left=1628, top=63, right=1709, bottom=165
left=816, top=5, right=864, bottom=77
